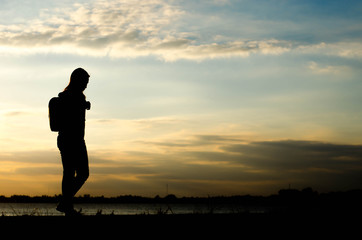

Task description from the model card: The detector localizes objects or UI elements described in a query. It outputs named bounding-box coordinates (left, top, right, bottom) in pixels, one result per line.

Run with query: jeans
left=57, top=135, right=89, bottom=206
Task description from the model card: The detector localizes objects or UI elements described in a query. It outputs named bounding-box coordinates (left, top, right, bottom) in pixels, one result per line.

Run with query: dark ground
left=1, top=189, right=361, bottom=238
left=0, top=211, right=359, bottom=238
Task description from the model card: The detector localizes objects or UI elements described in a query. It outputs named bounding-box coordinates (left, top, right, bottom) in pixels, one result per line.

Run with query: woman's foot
left=64, top=208, right=82, bottom=216
left=56, top=201, right=81, bottom=216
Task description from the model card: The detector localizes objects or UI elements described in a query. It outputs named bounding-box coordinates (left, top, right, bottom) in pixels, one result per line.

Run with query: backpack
left=48, top=97, right=62, bottom=132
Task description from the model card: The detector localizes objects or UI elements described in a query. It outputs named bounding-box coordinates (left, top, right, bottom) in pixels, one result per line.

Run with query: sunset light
left=0, top=0, right=361, bottom=198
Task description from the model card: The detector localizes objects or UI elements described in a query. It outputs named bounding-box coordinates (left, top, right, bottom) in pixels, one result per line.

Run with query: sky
left=0, top=0, right=361, bottom=197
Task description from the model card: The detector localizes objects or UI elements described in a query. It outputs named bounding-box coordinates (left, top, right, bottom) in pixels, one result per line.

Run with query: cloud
left=3, top=111, right=30, bottom=117
left=296, top=42, right=362, bottom=59
left=0, top=0, right=294, bottom=61
left=107, top=137, right=362, bottom=181
left=135, top=138, right=362, bottom=192
left=222, top=140, right=362, bottom=171
left=153, top=40, right=291, bottom=61
left=0, top=0, right=182, bottom=54
left=1, top=138, right=361, bottom=196
left=137, top=134, right=245, bottom=148
left=307, top=61, right=350, bottom=75
left=0, top=0, right=360, bottom=61
left=1, top=0, right=362, bottom=63
left=0, top=150, right=60, bottom=164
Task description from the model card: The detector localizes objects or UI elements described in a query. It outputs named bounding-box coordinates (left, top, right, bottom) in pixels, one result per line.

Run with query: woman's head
left=65, top=68, right=90, bottom=92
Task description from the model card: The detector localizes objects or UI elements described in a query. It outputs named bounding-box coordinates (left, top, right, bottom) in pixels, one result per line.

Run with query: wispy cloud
left=1, top=0, right=348, bottom=61
left=296, top=42, right=362, bottom=59
left=307, top=61, right=350, bottom=75
left=0, top=0, right=183, bottom=56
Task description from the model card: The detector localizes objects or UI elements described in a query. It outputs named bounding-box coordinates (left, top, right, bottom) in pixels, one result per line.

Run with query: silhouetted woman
left=56, top=68, right=91, bottom=216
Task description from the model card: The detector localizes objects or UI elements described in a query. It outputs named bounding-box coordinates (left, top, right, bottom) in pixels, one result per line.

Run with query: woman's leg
left=57, top=137, right=89, bottom=214
left=59, top=149, right=76, bottom=211
left=72, top=141, right=89, bottom=196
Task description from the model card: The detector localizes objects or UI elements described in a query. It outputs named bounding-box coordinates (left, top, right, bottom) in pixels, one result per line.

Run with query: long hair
left=64, top=68, right=90, bottom=92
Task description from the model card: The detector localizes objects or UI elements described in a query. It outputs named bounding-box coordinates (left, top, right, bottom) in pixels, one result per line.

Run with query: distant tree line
left=1, top=188, right=362, bottom=211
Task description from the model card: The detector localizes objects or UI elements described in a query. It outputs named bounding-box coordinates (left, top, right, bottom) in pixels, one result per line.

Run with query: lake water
left=0, top=203, right=267, bottom=216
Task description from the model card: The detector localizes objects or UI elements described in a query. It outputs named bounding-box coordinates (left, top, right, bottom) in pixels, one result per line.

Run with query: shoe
left=65, top=208, right=83, bottom=217
left=56, top=201, right=73, bottom=213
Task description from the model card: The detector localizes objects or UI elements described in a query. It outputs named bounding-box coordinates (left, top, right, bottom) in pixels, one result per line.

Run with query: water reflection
left=0, top=203, right=266, bottom=216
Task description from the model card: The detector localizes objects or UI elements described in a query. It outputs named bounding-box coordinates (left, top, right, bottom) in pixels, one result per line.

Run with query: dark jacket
left=58, top=90, right=89, bottom=140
